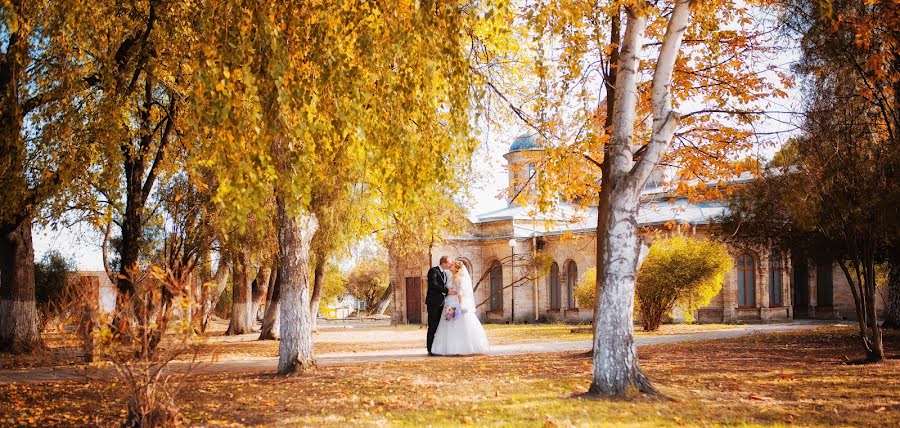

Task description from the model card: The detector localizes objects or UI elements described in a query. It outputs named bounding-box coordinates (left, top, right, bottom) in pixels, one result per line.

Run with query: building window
left=549, top=262, right=560, bottom=309
left=737, top=254, right=756, bottom=307
left=768, top=254, right=783, bottom=306
left=566, top=261, right=578, bottom=309
left=489, top=261, right=503, bottom=311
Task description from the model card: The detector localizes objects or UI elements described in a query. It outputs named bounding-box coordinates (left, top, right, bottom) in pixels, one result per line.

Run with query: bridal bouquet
left=445, top=302, right=464, bottom=321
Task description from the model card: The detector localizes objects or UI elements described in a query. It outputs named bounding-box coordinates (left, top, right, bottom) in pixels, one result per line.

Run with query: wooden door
left=792, top=253, right=809, bottom=316
left=405, top=277, right=422, bottom=324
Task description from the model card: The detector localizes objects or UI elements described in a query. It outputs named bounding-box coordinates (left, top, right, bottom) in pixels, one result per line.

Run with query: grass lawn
left=0, top=322, right=743, bottom=366
left=195, top=322, right=743, bottom=359
left=1, top=326, right=897, bottom=427
left=483, top=322, right=742, bottom=343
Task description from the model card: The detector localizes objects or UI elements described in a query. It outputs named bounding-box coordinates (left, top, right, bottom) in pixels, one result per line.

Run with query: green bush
left=574, top=267, right=597, bottom=310
left=34, top=251, right=74, bottom=329
left=571, top=236, right=732, bottom=331
left=636, top=235, right=732, bottom=331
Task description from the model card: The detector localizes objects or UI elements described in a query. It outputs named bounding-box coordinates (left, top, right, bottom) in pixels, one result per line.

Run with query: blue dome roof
left=508, top=133, right=541, bottom=153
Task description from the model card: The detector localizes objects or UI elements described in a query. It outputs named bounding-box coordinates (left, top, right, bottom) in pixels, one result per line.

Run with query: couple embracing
left=425, top=256, right=490, bottom=356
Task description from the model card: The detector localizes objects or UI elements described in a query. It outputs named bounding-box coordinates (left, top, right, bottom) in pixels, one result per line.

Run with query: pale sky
left=33, top=132, right=518, bottom=270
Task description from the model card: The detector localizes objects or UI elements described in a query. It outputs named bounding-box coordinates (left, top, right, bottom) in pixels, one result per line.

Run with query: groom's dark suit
left=426, top=265, right=449, bottom=354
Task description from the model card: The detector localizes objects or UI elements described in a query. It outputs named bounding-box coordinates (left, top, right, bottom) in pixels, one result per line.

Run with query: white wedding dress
left=431, top=265, right=490, bottom=355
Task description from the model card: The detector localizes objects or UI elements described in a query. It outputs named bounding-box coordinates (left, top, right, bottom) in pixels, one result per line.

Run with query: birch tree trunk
left=277, top=204, right=318, bottom=375
left=225, top=251, right=253, bottom=335
left=259, top=266, right=281, bottom=340
left=0, top=220, right=41, bottom=354
left=590, top=1, right=691, bottom=396
left=201, top=253, right=231, bottom=333
left=252, top=266, right=270, bottom=322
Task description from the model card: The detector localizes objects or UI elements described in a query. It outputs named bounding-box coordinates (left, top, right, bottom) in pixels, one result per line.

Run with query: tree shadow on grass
left=840, top=353, right=900, bottom=365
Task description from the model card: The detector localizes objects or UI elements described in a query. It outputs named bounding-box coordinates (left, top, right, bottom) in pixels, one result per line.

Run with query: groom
left=426, top=255, right=455, bottom=355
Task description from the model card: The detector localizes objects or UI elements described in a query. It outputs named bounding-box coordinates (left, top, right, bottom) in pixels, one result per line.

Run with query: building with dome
left=389, top=134, right=880, bottom=325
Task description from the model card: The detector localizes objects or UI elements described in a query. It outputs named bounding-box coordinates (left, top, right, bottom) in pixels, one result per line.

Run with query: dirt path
left=0, top=322, right=835, bottom=384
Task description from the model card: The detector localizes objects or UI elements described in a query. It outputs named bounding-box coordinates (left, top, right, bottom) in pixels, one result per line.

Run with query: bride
left=431, top=261, right=490, bottom=355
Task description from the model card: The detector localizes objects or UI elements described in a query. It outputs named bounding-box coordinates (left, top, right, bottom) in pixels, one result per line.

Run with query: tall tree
left=56, top=0, right=209, bottom=323
left=783, top=0, right=898, bottom=354
left=776, top=0, right=900, bottom=330
left=222, top=215, right=275, bottom=335
left=0, top=1, right=98, bottom=353
left=196, top=251, right=230, bottom=333
left=258, top=263, right=280, bottom=340
left=192, top=1, right=479, bottom=375
left=225, top=250, right=253, bottom=335
left=722, top=73, right=896, bottom=361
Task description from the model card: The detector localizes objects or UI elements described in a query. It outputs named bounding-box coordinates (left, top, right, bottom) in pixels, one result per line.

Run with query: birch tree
left=477, top=0, right=787, bottom=395
left=224, top=250, right=253, bottom=335
left=586, top=0, right=694, bottom=396
left=258, top=264, right=281, bottom=340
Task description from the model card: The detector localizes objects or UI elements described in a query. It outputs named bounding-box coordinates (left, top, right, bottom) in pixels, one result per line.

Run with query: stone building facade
left=389, top=134, right=883, bottom=325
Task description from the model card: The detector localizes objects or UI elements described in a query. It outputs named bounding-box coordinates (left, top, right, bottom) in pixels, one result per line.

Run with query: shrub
left=574, top=267, right=639, bottom=320
left=91, top=269, right=201, bottom=426
left=574, top=267, right=597, bottom=310
left=636, top=235, right=732, bottom=331
left=34, top=251, right=74, bottom=330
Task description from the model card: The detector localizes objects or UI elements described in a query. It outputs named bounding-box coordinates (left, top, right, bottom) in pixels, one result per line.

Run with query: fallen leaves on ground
left=0, top=327, right=898, bottom=427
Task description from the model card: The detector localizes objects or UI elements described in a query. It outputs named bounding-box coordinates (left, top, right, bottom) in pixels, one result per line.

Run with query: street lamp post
left=508, top=238, right=516, bottom=323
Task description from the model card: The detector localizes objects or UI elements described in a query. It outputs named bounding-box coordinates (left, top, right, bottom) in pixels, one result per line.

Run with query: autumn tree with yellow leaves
left=0, top=0, right=106, bottom=353
left=189, top=0, right=483, bottom=375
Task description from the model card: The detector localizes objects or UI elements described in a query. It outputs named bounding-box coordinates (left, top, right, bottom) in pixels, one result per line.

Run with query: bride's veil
left=457, top=264, right=476, bottom=311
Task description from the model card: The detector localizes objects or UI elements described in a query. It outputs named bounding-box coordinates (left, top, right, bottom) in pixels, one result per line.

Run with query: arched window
left=768, top=254, right=783, bottom=306
left=489, top=261, right=503, bottom=311
left=737, top=254, right=756, bottom=307
left=566, top=261, right=578, bottom=309
left=548, top=262, right=561, bottom=309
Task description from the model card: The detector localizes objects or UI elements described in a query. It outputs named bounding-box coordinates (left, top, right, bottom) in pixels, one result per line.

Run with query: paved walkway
left=0, top=322, right=834, bottom=385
